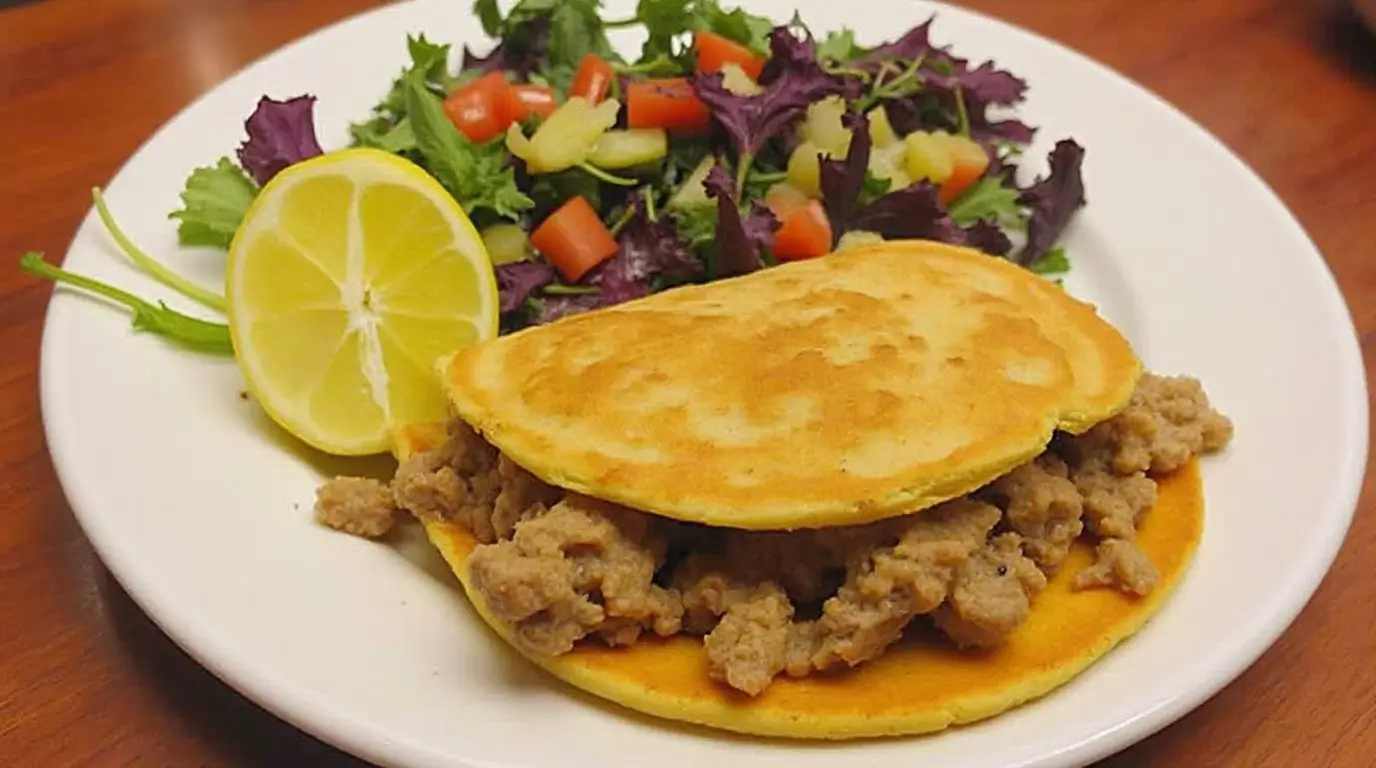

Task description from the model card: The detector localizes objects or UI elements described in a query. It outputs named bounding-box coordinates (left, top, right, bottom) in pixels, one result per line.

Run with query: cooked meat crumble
left=314, top=477, right=397, bottom=538
left=932, top=533, right=1048, bottom=650
left=1072, top=538, right=1159, bottom=596
left=804, top=499, right=1001, bottom=672
left=982, top=454, right=1083, bottom=573
left=466, top=496, right=684, bottom=655
left=319, top=373, right=1233, bottom=695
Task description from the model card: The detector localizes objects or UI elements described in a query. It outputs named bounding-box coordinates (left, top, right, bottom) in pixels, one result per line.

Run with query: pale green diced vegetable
left=480, top=223, right=531, bottom=266
left=836, top=230, right=884, bottom=252
left=786, top=141, right=839, bottom=198
left=867, top=106, right=900, bottom=149
left=903, top=131, right=956, bottom=184
left=587, top=129, right=669, bottom=169
left=720, top=63, right=764, bottom=96
left=868, top=142, right=912, bottom=190
left=505, top=97, right=621, bottom=174
left=799, top=96, right=851, bottom=154
left=669, top=155, right=717, bottom=210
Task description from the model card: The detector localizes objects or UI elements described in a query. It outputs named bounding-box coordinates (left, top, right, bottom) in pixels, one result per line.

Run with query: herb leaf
left=349, top=117, right=417, bottom=154
left=1028, top=246, right=1070, bottom=275
left=817, top=29, right=862, bottom=63
left=20, top=252, right=233, bottom=355
left=693, top=0, right=774, bottom=54
left=168, top=158, right=257, bottom=250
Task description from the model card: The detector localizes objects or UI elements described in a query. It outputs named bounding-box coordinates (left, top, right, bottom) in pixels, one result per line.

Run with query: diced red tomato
left=529, top=196, right=619, bottom=282
left=769, top=199, right=833, bottom=262
left=443, top=72, right=514, bottom=143
left=626, top=78, right=711, bottom=132
left=506, top=84, right=558, bottom=122
left=694, top=31, right=767, bottom=80
left=570, top=53, right=615, bottom=104
left=939, top=135, right=992, bottom=205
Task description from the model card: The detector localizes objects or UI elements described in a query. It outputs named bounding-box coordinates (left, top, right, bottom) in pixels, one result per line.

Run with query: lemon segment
left=226, top=148, right=499, bottom=455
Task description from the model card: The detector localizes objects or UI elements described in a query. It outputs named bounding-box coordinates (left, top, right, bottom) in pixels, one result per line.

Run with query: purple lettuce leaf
left=884, top=93, right=1036, bottom=149
left=460, top=45, right=506, bottom=75
left=590, top=196, right=703, bottom=304
left=882, top=96, right=949, bottom=137
left=853, top=182, right=964, bottom=242
left=818, top=111, right=872, bottom=245
left=947, top=61, right=1028, bottom=106
left=1016, top=139, right=1086, bottom=265
left=757, top=24, right=820, bottom=85
left=853, top=182, right=1012, bottom=257
left=460, top=17, right=550, bottom=81
left=495, top=260, right=557, bottom=314
left=853, top=19, right=1026, bottom=107
left=970, top=117, right=1037, bottom=145
left=591, top=266, right=650, bottom=305
left=704, top=164, right=779, bottom=277
left=693, top=26, right=855, bottom=163
left=963, top=219, right=1015, bottom=257
left=236, top=95, right=325, bottom=186
left=851, top=19, right=935, bottom=71
left=854, top=19, right=1034, bottom=145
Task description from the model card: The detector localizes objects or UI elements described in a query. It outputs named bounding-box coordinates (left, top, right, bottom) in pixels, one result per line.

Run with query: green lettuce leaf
left=947, top=175, right=1022, bottom=227
left=168, top=158, right=258, bottom=249
left=403, top=71, right=533, bottom=220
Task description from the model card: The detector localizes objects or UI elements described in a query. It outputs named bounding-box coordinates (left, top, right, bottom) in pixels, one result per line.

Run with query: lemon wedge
left=226, top=148, right=499, bottom=455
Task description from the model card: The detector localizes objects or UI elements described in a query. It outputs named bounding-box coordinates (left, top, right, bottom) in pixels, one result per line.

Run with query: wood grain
left=1, top=0, right=1373, bottom=765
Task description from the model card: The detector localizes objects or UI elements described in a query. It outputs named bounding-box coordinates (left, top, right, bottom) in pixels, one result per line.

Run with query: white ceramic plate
left=39, top=1, right=1368, bottom=766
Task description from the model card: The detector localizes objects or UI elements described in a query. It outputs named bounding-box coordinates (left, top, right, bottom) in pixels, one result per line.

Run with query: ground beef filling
left=316, top=373, right=1233, bottom=696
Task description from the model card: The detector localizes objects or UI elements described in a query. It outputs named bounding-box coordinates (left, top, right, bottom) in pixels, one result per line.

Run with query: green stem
left=954, top=83, right=971, bottom=137
left=23, top=250, right=150, bottom=310
left=643, top=187, right=658, bottom=223
left=579, top=163, right=639, bottom=187
left=92, top=188, right=227, bottom=313
left=612, top=55, right=680, bottom=76
left=749, top=170, right=788, bottom=184
left=608, top=204, right=638, bottom=237
left=603, top=17, right=639, bottom=28
left=857, top=55, right=927, bottom=112
left=886, top=55, right=925, bottom=91
left=542, top=284, right=601, bottom=296
left=734, top=153, right=755, bottom=198
left=824, top=65, right=872, bottom=80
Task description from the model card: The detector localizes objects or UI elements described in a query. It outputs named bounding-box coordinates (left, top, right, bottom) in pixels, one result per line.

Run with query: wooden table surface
left=3, top=0, right=1375, bottom=765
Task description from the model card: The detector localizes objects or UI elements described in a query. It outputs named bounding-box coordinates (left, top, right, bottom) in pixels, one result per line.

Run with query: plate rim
left=36, top=1, right=1370, bottom=766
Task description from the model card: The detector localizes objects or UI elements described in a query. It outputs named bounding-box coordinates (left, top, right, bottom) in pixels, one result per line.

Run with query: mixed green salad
left=23, top=0, right=1086, bottom=345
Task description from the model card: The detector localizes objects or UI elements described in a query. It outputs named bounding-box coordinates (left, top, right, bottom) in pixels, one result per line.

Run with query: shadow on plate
left=240, top=395, right=398, bottom=482
left=98, top=567, right=372, bottom=767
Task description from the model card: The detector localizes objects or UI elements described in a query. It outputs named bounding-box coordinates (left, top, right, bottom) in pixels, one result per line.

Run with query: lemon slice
left=226, top=148, right=499, bottom=455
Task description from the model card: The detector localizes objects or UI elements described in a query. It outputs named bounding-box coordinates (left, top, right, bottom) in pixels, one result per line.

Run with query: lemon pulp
left=226, top=148, right=499, bottom=455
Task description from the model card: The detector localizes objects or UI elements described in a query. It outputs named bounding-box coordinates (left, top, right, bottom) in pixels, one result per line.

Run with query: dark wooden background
left=3, top=0, right=1374, bottom=764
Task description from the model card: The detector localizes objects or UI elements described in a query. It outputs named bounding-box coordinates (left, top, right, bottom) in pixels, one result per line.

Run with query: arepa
left=315, top=239, right=1234, bottom=738
left=440, top=240, right=1142, bottom=530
